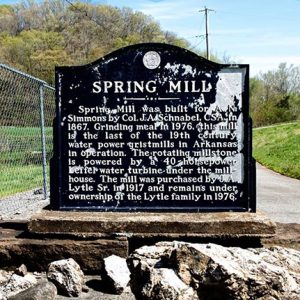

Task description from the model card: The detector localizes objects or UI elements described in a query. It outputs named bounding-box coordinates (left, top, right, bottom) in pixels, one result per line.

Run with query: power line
left=188, top=36, right=206, bottom=51
left=64, top=0, right=105, bottom=29
left=64, top=0, right=87, bottom=16
left=199, top=6, right=215, bottom=60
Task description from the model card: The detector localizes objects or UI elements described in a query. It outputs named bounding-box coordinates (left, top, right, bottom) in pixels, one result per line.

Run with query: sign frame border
left=50, top=43, right=256, bottom=212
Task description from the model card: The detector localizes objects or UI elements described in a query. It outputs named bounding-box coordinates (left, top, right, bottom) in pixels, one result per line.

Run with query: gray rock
left=9, top=281, right=57, bottom=300
left=0, top=291, right=6, bottom=300
left=0, top=270, right=11, bottom=285
left=82, top=284, right=89, bottom=293
left=128, top=242, right=300, bottom=300
left=102, top=255, right=131, bottom=294
left=145, top=268, right=197, bottom=300
left=33, top=188, right=43, bottom=195
left=47, top=258, right=85, bottom=297
left=0, top=273, right=37, bottom=299
left=0, top=271, right=8, bottom=300
left=14, top=264, right=27, bottom=277
left=173, top=243, right=300, bottom=299
left=33, top=272, right=43, bottom=279
left=128, top=243, right=197, bottom=300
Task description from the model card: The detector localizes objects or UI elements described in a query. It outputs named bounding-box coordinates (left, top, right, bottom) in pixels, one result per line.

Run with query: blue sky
left=107, top=0, right=300, bottom=76
left=2, top=0, right=300, bottom=76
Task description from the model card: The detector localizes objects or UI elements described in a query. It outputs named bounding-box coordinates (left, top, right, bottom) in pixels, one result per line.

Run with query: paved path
left=0, top=164, right=299, bottom=223
left=257, top=163, right=300, bottom=223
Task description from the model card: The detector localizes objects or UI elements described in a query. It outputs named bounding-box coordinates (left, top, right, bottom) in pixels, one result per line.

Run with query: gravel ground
left=0, top=189, right=49, bottom=221
left=0, top=272, right=136, bottom=300
left=57, top=277, right=136, bottom=300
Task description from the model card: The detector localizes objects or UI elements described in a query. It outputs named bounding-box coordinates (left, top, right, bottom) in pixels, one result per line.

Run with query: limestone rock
left=14, top=264, right=27, bottom=277
left=0, top=270, right=11, bottom=285
left=128, top=242, right=300, bottom=300
left=128, top=243, right=197, bottom=300
left=82, top=284, right=89, bottom=293
left=9, top=281, right=57, bottom=300
left=0, top=291, right=6, bottom=300
left=145, top=268, right=197, bottom=300
left=0, top=271, right=9, bottom=300
left=0, top=273, right=37, bottom=299
left=47, top=258, right=85, bottom=297
left=172, top=243, right=300, bottom=299
left=102, top=255, right=130, bottom=294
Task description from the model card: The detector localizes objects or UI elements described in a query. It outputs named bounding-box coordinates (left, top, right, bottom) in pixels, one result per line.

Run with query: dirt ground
left=262, top=222, right=300, bottom=251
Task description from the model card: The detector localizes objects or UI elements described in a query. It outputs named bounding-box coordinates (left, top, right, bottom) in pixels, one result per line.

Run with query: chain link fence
left=0, top=64, right=55, bottom=199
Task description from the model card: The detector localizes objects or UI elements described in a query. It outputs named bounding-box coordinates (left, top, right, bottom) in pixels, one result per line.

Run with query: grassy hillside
left=253, top=122, right=300, bottom=179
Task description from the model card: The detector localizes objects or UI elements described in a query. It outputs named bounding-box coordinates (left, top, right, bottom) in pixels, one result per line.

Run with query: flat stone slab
left=0, top=237, right=128, bottom=273
left=262, top=223, right=300, bottom=251
left=28, top=210, right=275, bottom=238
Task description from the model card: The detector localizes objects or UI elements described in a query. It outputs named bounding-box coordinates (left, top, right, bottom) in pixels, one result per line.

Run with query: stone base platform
left=28, top=210, right=276, bottom=239
left=0, top=211, right=276, bottom=273
left=0, top=234, right=127, bottom=273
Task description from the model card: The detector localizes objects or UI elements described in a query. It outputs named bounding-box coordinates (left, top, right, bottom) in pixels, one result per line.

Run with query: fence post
left=39, top=84, right=48, bottom=199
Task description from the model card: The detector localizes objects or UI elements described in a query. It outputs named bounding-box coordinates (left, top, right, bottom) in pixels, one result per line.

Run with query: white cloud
left=236, top=35, right=300, bottom=48
left=139, top=0, right=198, bottom=21
left=239, top=55, right=300, bottom=76
left=212, top=28, right=255, bottom=35
left=127, top=0, right=300, bottom=78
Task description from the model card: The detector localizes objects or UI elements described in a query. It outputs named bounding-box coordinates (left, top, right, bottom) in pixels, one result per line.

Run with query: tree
left=250, top=63, right=300, bottom=126
left=0, top=30, right=65, bottom=79
left=31, top=49, right=71, bottom=84
left=0, top=0, right=191, bottom=82
left=0, top=4, right=18, bottom=35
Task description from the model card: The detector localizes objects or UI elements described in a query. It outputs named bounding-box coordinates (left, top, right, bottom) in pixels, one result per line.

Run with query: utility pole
left=199, top=7, right=214, bottom=60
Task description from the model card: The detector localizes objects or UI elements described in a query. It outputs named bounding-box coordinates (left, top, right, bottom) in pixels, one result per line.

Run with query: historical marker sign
left=51, top=43, right=256, bottom=211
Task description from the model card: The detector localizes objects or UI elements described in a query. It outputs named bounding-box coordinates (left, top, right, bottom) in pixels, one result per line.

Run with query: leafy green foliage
left=250, top=63, right=300, bottom=127
left=253, top=122, right=300, bottom=179
left=0, top=0, right=190, bottom=84
left=0, top=30, right=67, bottom=80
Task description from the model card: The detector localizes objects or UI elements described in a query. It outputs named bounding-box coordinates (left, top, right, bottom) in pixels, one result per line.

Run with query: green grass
left=253, top=122, right=300, bottom=179
left=0, top=165, right=46, bottom=197
left=0, top=126, right=53, bottom=164
left=1, top=123, right=299, bottom=197
left=0, top=126, right=53, bottom=197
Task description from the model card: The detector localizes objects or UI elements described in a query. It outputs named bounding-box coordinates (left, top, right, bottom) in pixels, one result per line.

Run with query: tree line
left=250, top=63, right=300, bottom=127
left=0, top=0, right=189, bottom=84
left=0, top=0, right=299, bottom=127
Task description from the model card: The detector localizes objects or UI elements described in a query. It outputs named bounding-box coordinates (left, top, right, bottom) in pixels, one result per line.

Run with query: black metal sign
left=51, top=43, right=256, bottom=211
